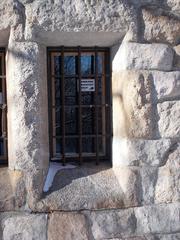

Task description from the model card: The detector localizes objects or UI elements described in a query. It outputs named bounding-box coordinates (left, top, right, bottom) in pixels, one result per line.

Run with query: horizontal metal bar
left=50, top=74, right=110, bottom=78
left=52, top=104, right=111, bottom=108
left=47, top=47, right=110, bottom=52
left=53, top=134, right=112, bottom=138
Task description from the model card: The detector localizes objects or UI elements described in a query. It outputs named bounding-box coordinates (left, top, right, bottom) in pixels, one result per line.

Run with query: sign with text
left=81, top=79, right=95, bottom=92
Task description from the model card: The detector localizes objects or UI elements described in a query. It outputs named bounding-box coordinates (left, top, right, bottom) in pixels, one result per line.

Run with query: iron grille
left=47, top=47, right=112, bottom=165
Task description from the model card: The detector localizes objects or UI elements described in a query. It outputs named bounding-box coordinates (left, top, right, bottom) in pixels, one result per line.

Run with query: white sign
left=81, top=79, right=95, bottom=92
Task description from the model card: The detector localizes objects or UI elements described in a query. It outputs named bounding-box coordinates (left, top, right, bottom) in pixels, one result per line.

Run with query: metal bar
left=1, top=51, right=7, bottom=160
left=52, top=104, right=110, bottom=108
left=53, top=134, right=111, bottom=138
left=47, top=46, right=109, bottom=52
left=95, top=47, right=99, bottom=165
left=47, top=50, right=53, bottom=160
left=78, top=46, right=82, bottom=165
left=50, top=74, right=110, bottom=79
left=61, top=47, right=66, bottom=165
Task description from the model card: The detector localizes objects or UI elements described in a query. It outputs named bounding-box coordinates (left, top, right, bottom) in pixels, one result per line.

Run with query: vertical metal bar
left=1, top=51, right=7, bottom=160
left=48, top=50, right=53, bottom=160
left=105, top=49, right=112, bottom=163
left=95, top=47, right=99, bottom=165
left=78, top=46, right=82, bottom=165
left=61, top=47, right=66, bottom=165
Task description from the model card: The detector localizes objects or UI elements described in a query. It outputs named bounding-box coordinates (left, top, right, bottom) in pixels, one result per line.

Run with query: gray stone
left=2, top=213, right=47, bottom=240
left=155, top=233, right=180, bottom=240
left=86, top=208, right=136, bottom=239
left=6, top=40, right=49, bottom=202
left=174, top=44, right=180, bottom=70
left=142, top=9, right=180, bottom=45
left=113, top=138, right=172, bottom=167
left=155, top=166, right=180, bottom=203
left=48, top=212, right=88, bottom=240
left=166, top=143, right=180, bottom=169
left=135, top=203, right=180, bottom=234
left=36, top=164, right=140, bottom=211
left=151, top=71, right=180, bottom=101
left=24, top=0, right=137, bottom=42
left=112, top=71, right=154, bottom=139
left=114, top=43, right=174, bottom=71
left=0, top=168, right=26, bottom=211
left=140, top=164, right=180, bottom=205
left=157, top=101, right=180, bottom=138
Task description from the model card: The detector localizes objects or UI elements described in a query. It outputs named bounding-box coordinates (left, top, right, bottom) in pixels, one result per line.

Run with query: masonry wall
left=0, top=0, right=180, bottom=239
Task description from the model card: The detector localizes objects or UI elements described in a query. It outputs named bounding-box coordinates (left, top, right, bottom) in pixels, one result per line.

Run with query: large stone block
left=35, top=165, right=140, bottom=211
left=174, top=44, right=180, bottom=70
left=135, top=203, right=180, bottom=235
left=24, top=0, right=137, bottom=42
left=166, top=143, right=180, bottom=169
left=2, top=213, right=47, bottom=240
left=0, top=0, right=24, bottom=29
left=157, top=101, right=180, bottom=138
left=113, top=138, right=172, bottom=167
left=101, top=234, right=180, bottom=240
left=86, top=208, right=136, bottom=239
left=6, top=40, right=49, bottom=202
left=112, top=71, right=154, bottom=139
left=155, top=166, right=180, bottom=203
left=7, top=40, right=49, bottom=171
left=0, top=168, right=26, bottom=211
left=140, top=164, right=180, bottom=205
left=113, top=43, right=174, bottom=71
left=48, top=213, right=88, bottom=240
left=151, top=71, right=180, bottom=101
left=142, top=9, right=180, bottom=45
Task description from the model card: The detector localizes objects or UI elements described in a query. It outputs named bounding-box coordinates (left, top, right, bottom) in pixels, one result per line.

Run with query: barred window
left=47, top=47, right=112, bottom=165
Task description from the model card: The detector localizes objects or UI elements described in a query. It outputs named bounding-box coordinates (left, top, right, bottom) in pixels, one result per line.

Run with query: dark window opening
left=0, top=48, right=7, bottom=164
left=47, top=47, right=112, bottom=165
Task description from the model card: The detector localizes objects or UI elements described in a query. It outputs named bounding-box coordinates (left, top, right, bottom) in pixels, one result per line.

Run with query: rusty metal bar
left=94, top=47, right=99, bottom=165
left=78, top=46, right=82, bottom=165
left=61, top=47, right=66, bottom=165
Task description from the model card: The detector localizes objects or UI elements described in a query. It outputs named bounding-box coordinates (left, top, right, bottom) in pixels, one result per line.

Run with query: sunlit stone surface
left=0, top=0, right=179, bottom=239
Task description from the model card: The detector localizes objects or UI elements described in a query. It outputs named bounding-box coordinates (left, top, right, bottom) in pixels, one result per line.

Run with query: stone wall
left=0, top=0, right=179, bottom=239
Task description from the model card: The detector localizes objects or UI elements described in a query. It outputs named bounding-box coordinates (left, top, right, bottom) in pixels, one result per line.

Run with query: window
left=47, top=47, right=112, bottom=165
left=0, top=49, right=7, bottom=163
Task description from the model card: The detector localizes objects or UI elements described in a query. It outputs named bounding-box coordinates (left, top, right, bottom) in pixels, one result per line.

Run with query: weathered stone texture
left=113, top=71, right=154, bottom=139
left=2, top=213, right=47, bottom=240
left=155, top=166, right=180, bottom=203
left=135, top=203, right=180, bottom=234
left=152, top=71, right=180, bottom=101
left=86, top=208, right=136, bottom=239
left=48, top=213, right=88, bottom=240
left=166, top=143, right=180, bottom=169
left=36, top=165, right=140, bottom=211
left=0, top=0, right=25, bottom=29
left=174, top=44, right=180, bottom=70
left=113, top=43, right=174, bottom=71
left=7, top=41, right=48, bottom=171
left=142, top=9, right=180, bottom=45
left=0, top=168, right=26, bottom=211
left=24, top=0, right=137, bottom=39
left=6, top=40, right=49, bottom=203
left=157, top=101, right=180, bottom=138
left=140, top=164, right=180, bottom=205
left=113, top=138, right=172, bottom=167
